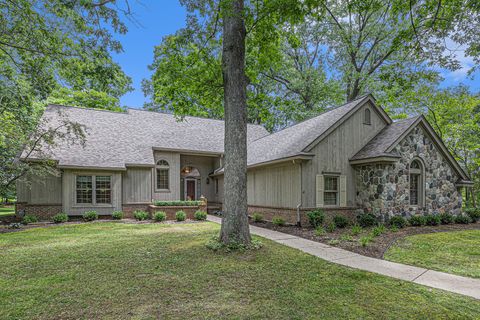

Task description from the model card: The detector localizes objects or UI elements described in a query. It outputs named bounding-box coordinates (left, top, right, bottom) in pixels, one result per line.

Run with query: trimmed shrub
left=409, top=215, right=426, bottom=226
left=252, top=212, right=264, bottom=222
left=306, top=209, right=325, bottom=228
left=439, top=212, right=455, bottom=225
left=455, top=214, right=472, bottom=224
left=83, top=211, right=98, bottom=221
left=153, top=211, right=166, bottom=222
left=465, top=208, right=480, bottom=223
left=133, top=210, right=149, bottom=221
left=425, top=214, right=441, bottom=226
left=333, top=215, right=349, bottom=228
left=389, top=216, right=407, bottom=229
left=272, top=217, right=285, bottom=226
left=194, top=210, right=207, bottom=221
left=112, top=211, right=123, bottom=220
left=176, top=210, right=186, bottom=221
left=52, top=213, right=68, bottom=223
left=356, top=212, right=377, bottom=228
left=22, top=214, right=38, bottom=225
left=153, top=200, right=201, bottom=206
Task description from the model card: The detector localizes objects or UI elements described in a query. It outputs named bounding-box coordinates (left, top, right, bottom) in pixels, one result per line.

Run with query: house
left=16, top=94, right=473, bottom=223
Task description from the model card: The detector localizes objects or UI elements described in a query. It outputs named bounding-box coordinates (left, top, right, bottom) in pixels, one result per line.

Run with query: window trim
left=74, top=174, right=113, bottom=207
left=364, top=108, right=371, bottom=125
left=155, top=159, right=170, bottom=192
left=323, top=175, right=339, bottom=207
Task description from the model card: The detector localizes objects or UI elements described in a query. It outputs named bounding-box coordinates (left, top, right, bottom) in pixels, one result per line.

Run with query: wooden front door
left=186, top=179, right=196, bottom=200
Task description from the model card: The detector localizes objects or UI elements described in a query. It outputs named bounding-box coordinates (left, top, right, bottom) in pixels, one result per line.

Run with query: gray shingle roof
left=246, top=95, right=372, bottom=165
left=32, top=106, right=269, bottom=169
left=351, top=116, right=420, bottom=160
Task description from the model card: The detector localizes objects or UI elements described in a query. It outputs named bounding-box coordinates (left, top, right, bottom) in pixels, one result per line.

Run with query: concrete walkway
left=207, top=215, right=480, bottom=300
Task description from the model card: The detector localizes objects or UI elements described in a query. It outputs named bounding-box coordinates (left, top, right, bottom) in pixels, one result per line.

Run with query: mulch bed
left=250, top=219, right=480, bottom=259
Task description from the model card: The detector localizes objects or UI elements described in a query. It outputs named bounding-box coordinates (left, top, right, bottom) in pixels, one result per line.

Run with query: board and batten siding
left=16, top=171, right=62, bottom=205
left=62, top=170, right=122, bottom=215
left=302, top=102, right=388, bottom=207
left=122, top=168, right=152, bottom=204
left=152, top=151, right=181, bottom=201
left=247, top=162, right=302, bottom=208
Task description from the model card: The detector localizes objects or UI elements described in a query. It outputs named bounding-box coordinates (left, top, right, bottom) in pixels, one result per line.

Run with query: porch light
left=184, top=166, right=191, bottom=174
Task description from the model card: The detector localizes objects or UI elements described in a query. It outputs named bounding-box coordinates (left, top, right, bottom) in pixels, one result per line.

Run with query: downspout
left=296, top=160, right=303, bottom=226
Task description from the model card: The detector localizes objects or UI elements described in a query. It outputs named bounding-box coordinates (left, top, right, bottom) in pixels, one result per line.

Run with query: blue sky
left=113, top=2, right=478, bottom=108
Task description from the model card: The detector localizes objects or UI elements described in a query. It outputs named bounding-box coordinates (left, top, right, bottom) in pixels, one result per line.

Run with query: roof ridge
left=46, top=104, right=129, bottom=115
left=128, top=108, right=266, bottom=128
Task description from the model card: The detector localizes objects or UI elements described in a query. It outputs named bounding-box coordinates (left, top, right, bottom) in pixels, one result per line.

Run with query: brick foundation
left=247, top=205, right=357, bottom=227
left=122, top=204, right=151, bottom=218
left=15, top=203, right=63, bottom=221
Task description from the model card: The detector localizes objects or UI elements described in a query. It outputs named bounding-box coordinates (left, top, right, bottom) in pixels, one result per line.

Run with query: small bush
left=52, top=213, right=68, bottom=223
left=314, top=226, right=326, bottom=236
left=440, top=212, right=455, bottom=225
left=371, top=225, right=386, bottom=237
left=272, top=217, right=285, bottom=226
left=176, top=210, right=186, bottom=221
left=425, top=214, right=441, bottom=226
left=133, top=210, right=149, bottom=221
left=340, top=234, right=354, bottom=242
left=153, top=211, right=166, bottom=222
left=350, top=224, right=362, bottom=236
left=389, top=216, right=407, bottom=229
left=252, top=212, right=264, bottom=222
left=194, top=210, right=207, bottom=220
left=112, top=211, right=123, bottom=220
left=409, top=215, right=426, bottom=226
left=306, top=209, right=325, bottom=228
left=390, top=226, right=399, bottom=232
left=357, top=212, right=377, bottom=228
left=326, top=221, right=336, bottom=233
left=455, top=214, right=472, bottom=224
left=83, top=211, right=98, bottom=221
left=359, top=235, right=373, bottom=247
left=328, top=239, right=340, bottom=246
left=333, top=215, right=349, bottom=228
left=465, top=208, right=480, bottom=223
left=22, top=214, right=38, bottom=225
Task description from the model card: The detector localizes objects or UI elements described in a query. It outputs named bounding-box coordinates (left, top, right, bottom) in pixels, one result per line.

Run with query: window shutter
left=340, top=175, right=347, bottom=207
left=316, top=174, right=324, bottom=207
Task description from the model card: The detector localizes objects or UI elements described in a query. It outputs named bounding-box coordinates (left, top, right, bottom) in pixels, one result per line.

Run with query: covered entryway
left=181, top=166, right=201, bottom=200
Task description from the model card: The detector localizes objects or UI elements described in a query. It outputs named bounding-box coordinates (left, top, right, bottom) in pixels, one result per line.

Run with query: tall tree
left=220, top=0, right=250, bottom=245
left=0, top=0, right=132, bottom=197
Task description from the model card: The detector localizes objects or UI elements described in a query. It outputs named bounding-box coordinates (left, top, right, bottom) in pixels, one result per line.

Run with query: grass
left=0, top=223, right=479, bottom=319
left=0, top=206, right=15, bottom=216
left=385, top=229, right=480, bottom=279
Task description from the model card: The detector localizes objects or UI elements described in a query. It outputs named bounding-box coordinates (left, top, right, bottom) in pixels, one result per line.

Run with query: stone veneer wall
left=355, top=126, right=462, bottom=220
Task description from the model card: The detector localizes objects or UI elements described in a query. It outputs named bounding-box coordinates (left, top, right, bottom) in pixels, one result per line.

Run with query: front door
left=186, top=179, right=196, bottom=200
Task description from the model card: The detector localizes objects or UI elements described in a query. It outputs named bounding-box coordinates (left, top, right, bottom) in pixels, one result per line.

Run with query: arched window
left=156, top=160, right=169, bottom=190
left=409, top=159, right=424, bottom=206
left=364, top=108, right=371, bottom=125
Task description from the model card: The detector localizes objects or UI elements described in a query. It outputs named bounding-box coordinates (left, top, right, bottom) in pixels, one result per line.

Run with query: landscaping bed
left=250, top=219, right=480, bottom=259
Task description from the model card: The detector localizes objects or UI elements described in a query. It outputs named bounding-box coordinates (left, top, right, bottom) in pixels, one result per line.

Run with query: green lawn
left=0, top=206, right=15, bottom=216
left=385, top=229, right=480, bottom=279
left=1, top=223, right=479, bottom=319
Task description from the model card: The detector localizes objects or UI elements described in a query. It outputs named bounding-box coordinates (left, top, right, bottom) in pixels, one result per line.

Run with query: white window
left=156, top=160, right=169, bottom=190
left=76, top=175, right=111, bottom=205
left=324, top=176, right=339, bottom=206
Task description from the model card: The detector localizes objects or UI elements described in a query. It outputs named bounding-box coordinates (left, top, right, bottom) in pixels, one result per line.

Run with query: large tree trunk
left=220, top=0, right=251, bottom=245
